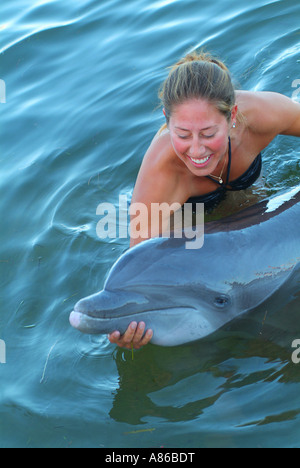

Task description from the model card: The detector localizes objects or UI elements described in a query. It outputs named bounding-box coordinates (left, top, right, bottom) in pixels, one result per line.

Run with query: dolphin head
left=69, top=265, right=238, bottom=347
left=69, top=238, right=239, bottom=345
left=69, top=295, right=226, bottom=346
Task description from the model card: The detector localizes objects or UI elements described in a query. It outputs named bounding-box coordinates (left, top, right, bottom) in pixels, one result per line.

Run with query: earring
left=232, top=122, right=236, bottom=128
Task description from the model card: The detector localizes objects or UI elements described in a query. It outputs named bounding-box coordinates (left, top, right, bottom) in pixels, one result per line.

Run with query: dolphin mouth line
left=69, top=305, right=198, bottom=334
left=72, top=305, right=196, bottom=321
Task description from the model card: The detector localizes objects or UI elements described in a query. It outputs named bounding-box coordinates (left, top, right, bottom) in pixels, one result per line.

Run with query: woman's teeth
left=190, top=155, right=211, bottom=164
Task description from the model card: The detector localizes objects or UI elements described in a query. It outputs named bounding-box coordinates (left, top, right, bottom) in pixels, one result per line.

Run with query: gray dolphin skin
left=70, top=186, right=300, bottom=346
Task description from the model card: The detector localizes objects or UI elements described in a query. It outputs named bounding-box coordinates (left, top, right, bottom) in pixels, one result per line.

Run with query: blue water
left=1, top=0, right=300, bottom=448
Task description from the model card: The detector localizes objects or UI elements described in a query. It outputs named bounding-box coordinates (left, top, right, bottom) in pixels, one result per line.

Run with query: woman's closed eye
left=178, top=135, right=190, bottom=139
left=178, top=133, right=216, bottom=140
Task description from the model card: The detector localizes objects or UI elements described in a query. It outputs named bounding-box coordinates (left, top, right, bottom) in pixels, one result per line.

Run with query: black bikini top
left=186, top=137, right=262, bottom=212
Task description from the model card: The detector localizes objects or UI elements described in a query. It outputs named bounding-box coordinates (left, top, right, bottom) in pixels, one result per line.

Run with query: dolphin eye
left=214, top=295, right=230, bottom=309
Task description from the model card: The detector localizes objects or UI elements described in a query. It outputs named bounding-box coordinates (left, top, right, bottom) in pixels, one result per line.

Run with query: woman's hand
left=108, top=322, right=153, bottom=350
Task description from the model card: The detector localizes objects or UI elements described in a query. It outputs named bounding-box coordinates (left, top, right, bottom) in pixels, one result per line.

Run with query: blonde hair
left=159, top=50, right=237, bottom=131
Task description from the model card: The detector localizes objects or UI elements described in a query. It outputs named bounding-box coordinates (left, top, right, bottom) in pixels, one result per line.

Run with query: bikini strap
left=225, top=136, right=232, bottom=186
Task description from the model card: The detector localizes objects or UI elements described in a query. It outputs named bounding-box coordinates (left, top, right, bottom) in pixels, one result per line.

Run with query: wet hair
left=159, top=50, right=236, bottom=126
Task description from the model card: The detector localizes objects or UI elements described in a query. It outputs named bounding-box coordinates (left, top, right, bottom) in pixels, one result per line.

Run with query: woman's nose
left=189, top=139, right=206, bottom=157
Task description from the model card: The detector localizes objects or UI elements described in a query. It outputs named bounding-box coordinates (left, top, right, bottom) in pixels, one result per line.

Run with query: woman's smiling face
left=168, top=98, right=235, bottom=176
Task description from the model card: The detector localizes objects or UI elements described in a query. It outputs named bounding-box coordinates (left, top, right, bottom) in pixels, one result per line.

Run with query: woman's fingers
left=132, top=322, right=153, bottom=349
left=108, top=322, right=153, bottom=349
left=134, top=328, right=153, bottom=349
left=108, top=322, right=137, bottom=349
left=132, top=322, right=146, bottom=345
left=121, top=321, right=139, bottom=348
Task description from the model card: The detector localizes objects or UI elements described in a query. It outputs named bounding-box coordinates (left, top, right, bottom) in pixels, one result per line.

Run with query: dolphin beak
left=68, top=289, right=150, bottom=335
left=69, top=309, right=113, bottom=335
left=69, top=311, right=81, bottom=329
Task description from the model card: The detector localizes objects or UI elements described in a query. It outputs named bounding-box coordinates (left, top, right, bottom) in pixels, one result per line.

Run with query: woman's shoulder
left=236, top=90, right=278, bottom=123
left=236, top=90, right=300, bottom=136
left=144, top=127, right=185, bottom=171
left=131, top=128, right=188, bottom=207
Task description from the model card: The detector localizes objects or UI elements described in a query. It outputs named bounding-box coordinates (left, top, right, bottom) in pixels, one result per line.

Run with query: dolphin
left=69, top=186, right=300, bottom=346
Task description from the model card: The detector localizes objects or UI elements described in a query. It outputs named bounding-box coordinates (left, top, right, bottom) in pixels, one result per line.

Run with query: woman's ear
left=231, top=105, right=238, bottom=126
left=162, top=108, right=170, bottom=128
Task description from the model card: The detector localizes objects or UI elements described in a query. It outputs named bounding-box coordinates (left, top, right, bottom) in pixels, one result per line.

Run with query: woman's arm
left=281, top=97, right=300, bottom=137
left=244, top=91, right=300, bottom=137
left=129, top=133, right=185, bottom=248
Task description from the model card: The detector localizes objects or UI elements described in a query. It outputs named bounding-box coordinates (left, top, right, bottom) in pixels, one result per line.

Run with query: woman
left=109, top=50, right=300, bottom=350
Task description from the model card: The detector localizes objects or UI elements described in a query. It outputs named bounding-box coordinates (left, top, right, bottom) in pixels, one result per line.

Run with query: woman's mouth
left=187, top=154, right=213, bottom=168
